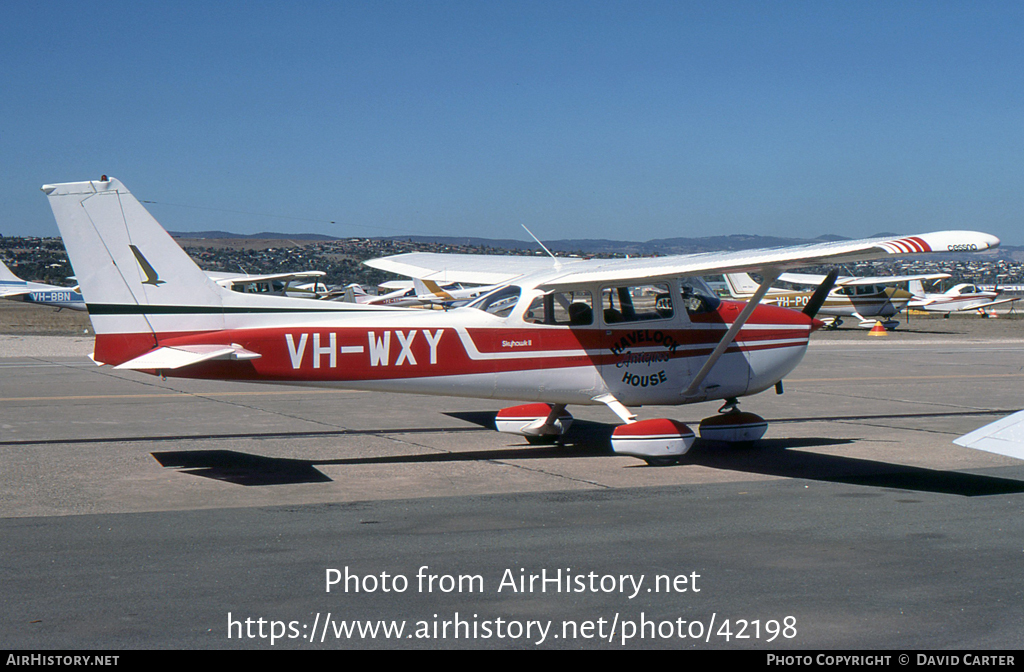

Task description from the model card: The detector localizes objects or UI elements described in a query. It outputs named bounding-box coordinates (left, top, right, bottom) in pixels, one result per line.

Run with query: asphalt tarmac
left=2, top=316, right=1024, bottom=649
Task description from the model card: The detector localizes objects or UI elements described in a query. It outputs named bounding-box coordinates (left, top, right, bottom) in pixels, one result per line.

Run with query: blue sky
left=2, top=1, right=1022, bottom=244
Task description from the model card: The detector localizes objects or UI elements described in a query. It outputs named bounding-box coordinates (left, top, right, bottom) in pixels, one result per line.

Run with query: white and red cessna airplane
left=908, top=280, right=1019, bottom=316
left=42, top=177, right=1001, bottom=464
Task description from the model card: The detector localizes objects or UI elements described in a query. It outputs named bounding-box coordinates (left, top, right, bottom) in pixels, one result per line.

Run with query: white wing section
left=779, top=272, right=951, bottom=286
left=364, top=253, right=575, bottom=284
left=538, top=233, right=998, bottom=288
left=367, top=233, right=999, bottom=289
left=953, top=411, right=1024, bottom=461
left=114, top=344, right=262, bottom=370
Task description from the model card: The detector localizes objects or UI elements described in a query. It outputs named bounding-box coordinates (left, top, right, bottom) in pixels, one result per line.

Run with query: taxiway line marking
left=4, top=374, right=1024, bottom=403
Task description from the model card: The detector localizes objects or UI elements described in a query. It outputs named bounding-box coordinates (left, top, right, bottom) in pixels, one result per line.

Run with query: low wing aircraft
left=908, top=281, right=1019, bottom=316
left=204, top=270, right=328, bottom=298
left=0, top=258, right=86, bottom=311
left=722, top=271, right=950, bottom=328
left=42, top=177, right=1001, bottom=464
left=326, top=281, right=430, bottom=306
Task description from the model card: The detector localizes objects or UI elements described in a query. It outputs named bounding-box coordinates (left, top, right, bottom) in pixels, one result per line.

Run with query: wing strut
left=682, top=268, right=782, bottom=399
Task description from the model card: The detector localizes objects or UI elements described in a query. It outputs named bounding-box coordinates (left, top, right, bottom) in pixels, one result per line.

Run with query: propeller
left=802, top=269, right=840, bottom=319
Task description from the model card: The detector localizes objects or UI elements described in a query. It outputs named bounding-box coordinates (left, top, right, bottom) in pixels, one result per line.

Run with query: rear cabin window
left=838, top=284, right=883, bottom=297
left=524, top=290, right=594, bottom=326
left=601, top=283, right=674, bottom=324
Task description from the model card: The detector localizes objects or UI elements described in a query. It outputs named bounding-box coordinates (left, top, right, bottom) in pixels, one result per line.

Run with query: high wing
left=367, top=234, right=998, bottom=288
left=954, top=411, right=1024, bottom=460
left=364, top=253, right=570, bottom=285
left=779, top=272, right=951, bottom=287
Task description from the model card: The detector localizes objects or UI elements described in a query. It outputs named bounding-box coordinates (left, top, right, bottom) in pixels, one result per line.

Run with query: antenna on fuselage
left=522, top=225, right=562, bottom=270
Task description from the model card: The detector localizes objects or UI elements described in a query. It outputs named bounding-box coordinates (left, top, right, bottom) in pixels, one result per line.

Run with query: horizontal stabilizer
left=953, top=411, right=1024, bottom=461
left=114, top=344, right=261, bottom=370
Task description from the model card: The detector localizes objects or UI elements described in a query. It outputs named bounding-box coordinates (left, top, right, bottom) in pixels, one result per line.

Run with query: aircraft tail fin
left=908, top=279, right=924, bottom=297
left=42, top=178, right=227, bottom=337
left=41, top=178, right=244, bottom=364
left=42, top=177, right=392, bottom=366
left=337, top=283, right=367, bottom=303
left=415, top=277, right=455, bottom=301
left=722, top=273, right=761, bottom=297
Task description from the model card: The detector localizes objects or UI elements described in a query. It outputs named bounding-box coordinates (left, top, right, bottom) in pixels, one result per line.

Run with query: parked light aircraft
left=722, top=271, right=950, bottom=329
left=204, top=270, right=328, bottom=298
left=331, top=278, right=496, bottom=307
left=43, top=177, right=1001, bottom=464
left=0, top=259, right=85, bottom=311
left=908, top=281, right=1019, bottom=316
left=326, top=280, right=433, bottom=306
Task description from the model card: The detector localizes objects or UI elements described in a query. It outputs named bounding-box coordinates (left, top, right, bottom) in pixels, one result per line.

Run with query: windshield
left=679, top=277, right=721, bottom=314
left=466, top=285, right=521, bottom=317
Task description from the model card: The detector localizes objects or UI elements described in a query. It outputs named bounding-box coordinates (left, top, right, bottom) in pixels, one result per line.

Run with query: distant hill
left=168, top=230, right=1023, bottom=260
left=169, top=231, right=854, bottom=254
left=170, top=230, right=338, bottom=241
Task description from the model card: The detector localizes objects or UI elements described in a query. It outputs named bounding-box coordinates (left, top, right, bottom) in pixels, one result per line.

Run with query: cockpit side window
left=602, top=283, right=674, bottom=323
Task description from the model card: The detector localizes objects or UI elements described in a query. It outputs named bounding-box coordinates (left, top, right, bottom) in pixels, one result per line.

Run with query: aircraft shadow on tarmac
left=150, top=412, right=1024, bottom=496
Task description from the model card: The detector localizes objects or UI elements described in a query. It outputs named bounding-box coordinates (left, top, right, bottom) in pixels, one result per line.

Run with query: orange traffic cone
left=868, top=321, right=888, bottom=336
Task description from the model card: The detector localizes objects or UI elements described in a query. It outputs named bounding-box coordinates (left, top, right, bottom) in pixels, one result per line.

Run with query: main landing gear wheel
left=610, top=418, right=695, bottom=466
left=525, top=434, right=560, bottom=446
left=643, top=456, right=680, bottom=467
left=698, top=399, right=768, bottom=443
